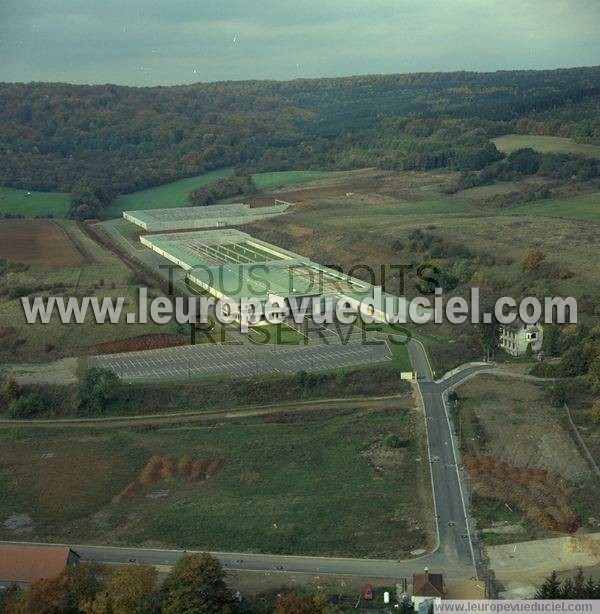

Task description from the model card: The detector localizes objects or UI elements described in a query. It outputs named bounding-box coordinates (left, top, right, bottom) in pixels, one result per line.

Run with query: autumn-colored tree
left=102, top=564, right=159, bottom=614
left=10, top=576, right=69, bottom=614
left=62, top=562, right=108, bottom=610
left=80, top=591, right=113, bottom=614
left=161, top=554, right=231, bottom=614
left=522, top=249, right=546, bottom=274
left=589, top=357, right=600, bottom=392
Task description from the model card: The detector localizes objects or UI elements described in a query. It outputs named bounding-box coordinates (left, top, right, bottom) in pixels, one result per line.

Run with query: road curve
left=1, top=343, right=491, bottom=580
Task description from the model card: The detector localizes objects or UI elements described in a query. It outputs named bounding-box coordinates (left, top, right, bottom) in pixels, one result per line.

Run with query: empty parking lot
left=89, top=338, right=390, bottom=382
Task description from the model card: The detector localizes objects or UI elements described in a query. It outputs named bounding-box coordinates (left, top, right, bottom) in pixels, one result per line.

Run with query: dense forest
left=0, top=66, right=599, bottom=218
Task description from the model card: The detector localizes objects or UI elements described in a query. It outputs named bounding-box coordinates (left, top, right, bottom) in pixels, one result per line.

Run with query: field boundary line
left=563, top=402, right=600, bottom=477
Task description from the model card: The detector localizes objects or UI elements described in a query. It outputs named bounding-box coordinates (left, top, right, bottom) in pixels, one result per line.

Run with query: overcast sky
left=1, top=0, right=599, bottom=86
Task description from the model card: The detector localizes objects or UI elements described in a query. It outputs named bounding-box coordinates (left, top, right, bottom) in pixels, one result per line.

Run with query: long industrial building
left=140, top=228, right=407, bottom=325
left=123, top=202, right=290, bottom=232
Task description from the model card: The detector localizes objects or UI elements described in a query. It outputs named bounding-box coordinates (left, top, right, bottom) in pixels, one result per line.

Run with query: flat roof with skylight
left=123, top=202, right=290, bottom=231
left=140, top=228, right=408, bottom=324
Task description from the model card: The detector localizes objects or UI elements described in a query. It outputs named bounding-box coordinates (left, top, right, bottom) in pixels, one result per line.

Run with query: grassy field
left=105, top=168, right=235, bottom=217
left=453, top=374, right=600, bottom=545
left=111, top=218, right=146, bottom=249
left=492, top=134, right=600, bottom=158
left=0, top=403, right=434, bottom=558
left=508, top=190, right=600, bottom=223
left=0, top=187, right=70, bottom=218
left=251, top=170, right=345, bottom=191
left=0, top=219, right=181, bottom=362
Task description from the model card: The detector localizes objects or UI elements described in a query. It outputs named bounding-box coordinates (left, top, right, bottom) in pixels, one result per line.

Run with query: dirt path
left=0, top=394, right=412, bottom=429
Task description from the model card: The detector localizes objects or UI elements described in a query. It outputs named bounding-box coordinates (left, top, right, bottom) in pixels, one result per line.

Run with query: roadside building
left=0, top=545, right=80, bottom=587
left=499, top=318, right=543, bottom=356
left=445, top=578, right=488, bottom=599
left=411, top=569, right=445, bottom=610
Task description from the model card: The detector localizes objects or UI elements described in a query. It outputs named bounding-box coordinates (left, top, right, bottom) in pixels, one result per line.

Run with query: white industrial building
left=123, top=202, right=289, bottom=232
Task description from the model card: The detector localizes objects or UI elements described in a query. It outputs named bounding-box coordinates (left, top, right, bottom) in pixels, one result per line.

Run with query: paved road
left=0, top=540, right=464, bottom=580
left=2, top=347, right=491, bottom=580
left=405, top=342, right=491, bottom=577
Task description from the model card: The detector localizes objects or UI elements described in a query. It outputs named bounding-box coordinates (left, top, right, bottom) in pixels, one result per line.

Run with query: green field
left=508, top=191, right=600, bottom=223
left=0, top=404, right=433, bottom=557
left=105, top=167, right=235, bottom=217
left=0, top=187, right=70, bottom=218
left=492, top=134, right=600, bottom=158
left=251, top=170, right=344, bottom=190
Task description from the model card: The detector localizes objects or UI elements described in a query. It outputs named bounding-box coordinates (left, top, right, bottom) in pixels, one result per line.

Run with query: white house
left=500, top=317, right=543, bottom=357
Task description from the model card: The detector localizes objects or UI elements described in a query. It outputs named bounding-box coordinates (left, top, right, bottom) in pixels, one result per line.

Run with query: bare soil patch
left=89, top=333, right=189, bottom=355
left=0, top=219, right=83, bottom=269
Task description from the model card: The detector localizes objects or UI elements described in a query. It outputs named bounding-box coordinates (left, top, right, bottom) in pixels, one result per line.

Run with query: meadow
left=251, top=170, right=345, bottom=190
left=0, top=403, right=434, bottom=558
left=492, top=134, right=600, bottom=158
left=105, top=167, right=235, bottom=217
left=0, top=186, right=70, bottom=218
left=508, top=190, right=600, bottom=223
left=0, top=169, right=348, bottom=220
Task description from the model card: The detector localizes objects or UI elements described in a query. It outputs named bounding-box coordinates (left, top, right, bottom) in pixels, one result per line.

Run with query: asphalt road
left=2, top=345, right=491, bottom=580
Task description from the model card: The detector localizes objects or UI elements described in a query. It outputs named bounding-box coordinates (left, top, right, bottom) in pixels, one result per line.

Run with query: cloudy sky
left=1, top=0, right=599, bottom=85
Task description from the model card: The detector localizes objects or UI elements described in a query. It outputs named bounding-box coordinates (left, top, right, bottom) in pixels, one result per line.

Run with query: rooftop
left=123, top=202, right=290, bottom=230
left=141, top=228, right=408, bottom=319
left=413, top=572, right=444, bottom=598
left=0, top=545, right=79, bottom=585
left=126, top=203, right=250, bottom=224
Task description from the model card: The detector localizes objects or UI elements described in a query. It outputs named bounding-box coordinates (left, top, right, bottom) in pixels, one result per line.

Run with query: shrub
left=548, top=383, right=566, bottom=407
left=529, top=362, right=558, bottom=378
left=384, top=433, right=403, bottom=448
left=78, top=368, right=122, bottom=413
left=7, top=393, right=46, bottom=418
left=522, top=249, right=546, bottom=274
left=0, top=376, right=21, bottom=408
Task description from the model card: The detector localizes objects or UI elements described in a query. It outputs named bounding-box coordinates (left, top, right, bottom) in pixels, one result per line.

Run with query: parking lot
left=89, top=338, right=390, bottom=382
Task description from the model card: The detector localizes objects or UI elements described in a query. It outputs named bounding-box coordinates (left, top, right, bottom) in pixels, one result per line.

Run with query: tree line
left=0, top=66, right=599, bottom=219
left=0, top=552, right=347, bottom=614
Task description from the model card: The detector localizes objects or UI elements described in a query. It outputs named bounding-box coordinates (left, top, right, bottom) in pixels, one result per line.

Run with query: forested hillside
left=1, top=66, right=599, bottom=218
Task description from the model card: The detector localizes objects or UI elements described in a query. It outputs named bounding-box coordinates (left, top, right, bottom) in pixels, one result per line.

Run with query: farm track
left=0, top=394, right=409, bottom=429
